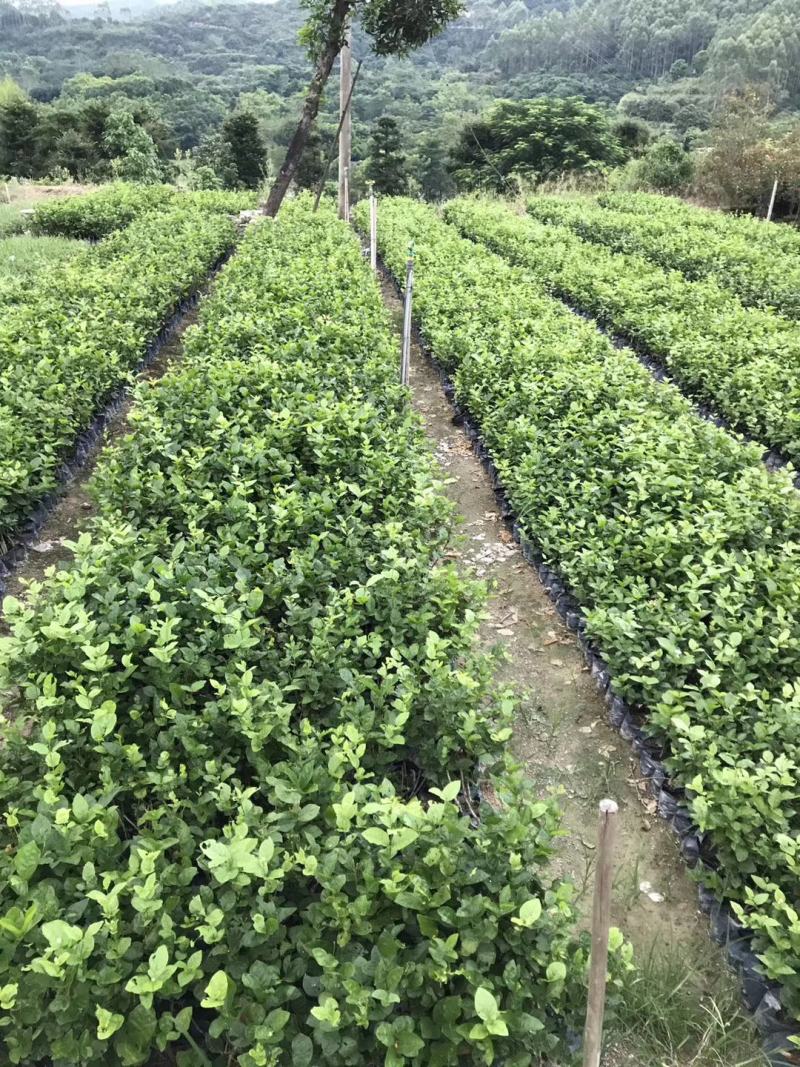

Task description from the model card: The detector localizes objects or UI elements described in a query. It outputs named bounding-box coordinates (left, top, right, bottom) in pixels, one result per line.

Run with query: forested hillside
left=3, top=0, right=798, bottom=141
left=1, top=0, right=798, bottom=209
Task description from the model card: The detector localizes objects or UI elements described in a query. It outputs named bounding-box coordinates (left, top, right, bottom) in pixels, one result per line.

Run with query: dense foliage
left=31, top=184, right=178, bottom=239
left=31, top=184, right=255, bottom=239
left=2, top=0, right=799, bottom=197
left=598, top=190, right=800, bottom=254
left=445, top=197, right=800, bottom=463
left=494, top=0, right=800, bottom=118
left=0, top=234, right=84, bottom=282
left=0, top=201, right=628, bottom=1065
left=359, top=195, right=800, bottom=1022
left=449, top=98, right=626, bottom=190
left=364, top=117, right=409, bottom=195
left=526, top=194, right=800, bottom=318
left=0, top=194, right=236, bottom=552
left=220, top=111, right=266, bottom=189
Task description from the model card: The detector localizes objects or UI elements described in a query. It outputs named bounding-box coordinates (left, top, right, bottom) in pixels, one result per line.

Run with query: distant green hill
left=1, top=0, right=797, bottom=171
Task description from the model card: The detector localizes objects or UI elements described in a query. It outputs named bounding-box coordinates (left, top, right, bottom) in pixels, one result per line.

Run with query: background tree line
left=1, top=0, right=799, bottom=214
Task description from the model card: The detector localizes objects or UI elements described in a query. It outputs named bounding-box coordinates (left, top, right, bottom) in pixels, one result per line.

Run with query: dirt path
left=378, top=276, right=765, bottom=1066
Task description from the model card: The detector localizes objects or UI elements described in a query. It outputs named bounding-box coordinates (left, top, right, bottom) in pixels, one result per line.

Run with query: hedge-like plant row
left=357, top=195, right=800, bottom=1024
left=597, top=191, right=800, bottom=259
left=31, top=184, right=256, bottom=241
left=526, top=195, right=800, bottom=321
left=0, top=201, right=629, bottom=1067
left=444, top=198, right=800, bottom=465
left=0, top=203, right=237, bottom=554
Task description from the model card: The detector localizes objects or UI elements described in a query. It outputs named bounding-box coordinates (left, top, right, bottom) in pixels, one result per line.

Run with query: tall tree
left=364, top=117, right=408, bottom=195
left=103, top=109, right=163, bottom=183
left=417, top=134, right=456, bottom=201
left=449, top=97, right=625, bottom=191
left=263, top=0, right=463, bottom=216
left=0, top=95, right=40, bottom=176
left=222, top=110, right=266, bottom=189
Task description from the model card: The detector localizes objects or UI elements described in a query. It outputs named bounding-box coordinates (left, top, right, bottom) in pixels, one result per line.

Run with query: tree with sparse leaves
left=263, top=0, right=463, bottom=215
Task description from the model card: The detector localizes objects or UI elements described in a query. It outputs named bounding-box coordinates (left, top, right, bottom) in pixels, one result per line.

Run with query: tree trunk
left=263, top=0, right=352, bottom=217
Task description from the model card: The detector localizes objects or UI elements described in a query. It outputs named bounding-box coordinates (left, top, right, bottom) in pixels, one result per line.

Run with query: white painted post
left=369, top=187, right=377, bottom=271
left=766, top=178, right=779, bottom=222
left=582, top=798, right=619, bottom=1067
left=401, top=252, right=414, bottom=386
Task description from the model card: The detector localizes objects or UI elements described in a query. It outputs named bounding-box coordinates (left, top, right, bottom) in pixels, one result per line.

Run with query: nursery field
left=0, top=235, right=86, bottom=282
left=0, top=185, right=256, bottom=562
left=0, top=182, right=797, bottom=1065
left=0, top=196, right=635, bottom=1066
left=445, top=197, right=800, bottom=465
left=357, top=194, right=800, bottom=1057
left=527, top=193, right=800, bottom=319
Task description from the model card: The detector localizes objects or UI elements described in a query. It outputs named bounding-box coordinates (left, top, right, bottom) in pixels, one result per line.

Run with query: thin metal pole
left=401, top=254, right=414, bottom=386
left=312, top=59, right=362, bottom=213
left=337, top=24, right=352, bottom=220
left=766, top=177, right=779, bottom=222
left=369, top=188, right=377, bottom=271
left=582, top=798, right=619, bottom=1067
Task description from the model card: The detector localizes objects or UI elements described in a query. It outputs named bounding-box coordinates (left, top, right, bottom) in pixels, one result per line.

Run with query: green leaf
left=512, top=897, right=542, bottom=927
left=608, top=927, right=625, bottom=952
left=14, top=840, right=41, bottom=883
left=90, top=701, right=117, bottom=742
left=201, top=970, right=229, bottom=1010
left=395, top=1028, right=424, bottom=1056
left=291, top=1033, right=314, bottom=1066
left=474, top=987, right=499, bottom=1023
left=430, top=780, right=460, bottom=803
left=310, top=996, right=341, bottom=1028
left=41, top=919, right=82, bottom=950
left=362, top=827, right=390, bottom=848
left=546, top=960, right=567, bottom=983
left=96, top=1006, right=125, bottom=1041
left=114, top=1003, right=156, bottom=1066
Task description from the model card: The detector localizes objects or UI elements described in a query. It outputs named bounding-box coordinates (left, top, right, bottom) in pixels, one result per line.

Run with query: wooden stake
left=400, top=253, right=414, bottom=386
left=582, top=798, right=619, bottom=1067
left=369, top=187, right=377, bottom=271
left=312, top=59, right=362, bottom=213
left=766, top=177, right=779, bottom=222
left=337, top=23, right=352, bottom=221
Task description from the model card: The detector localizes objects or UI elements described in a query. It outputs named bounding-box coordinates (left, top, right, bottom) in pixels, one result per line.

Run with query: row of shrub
left=597, top=191, right=800, bottom=256
left=31, top=184, right=257, bottom=241
left=527, top=195, right=800, bottom=320
left=444, top=197, right=800, bottom=465
left=0, top=201, right=237, bottom=554
left=0, top=201, right=627, bottom=1066
left=358, top=196, right=800, bottom=1023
